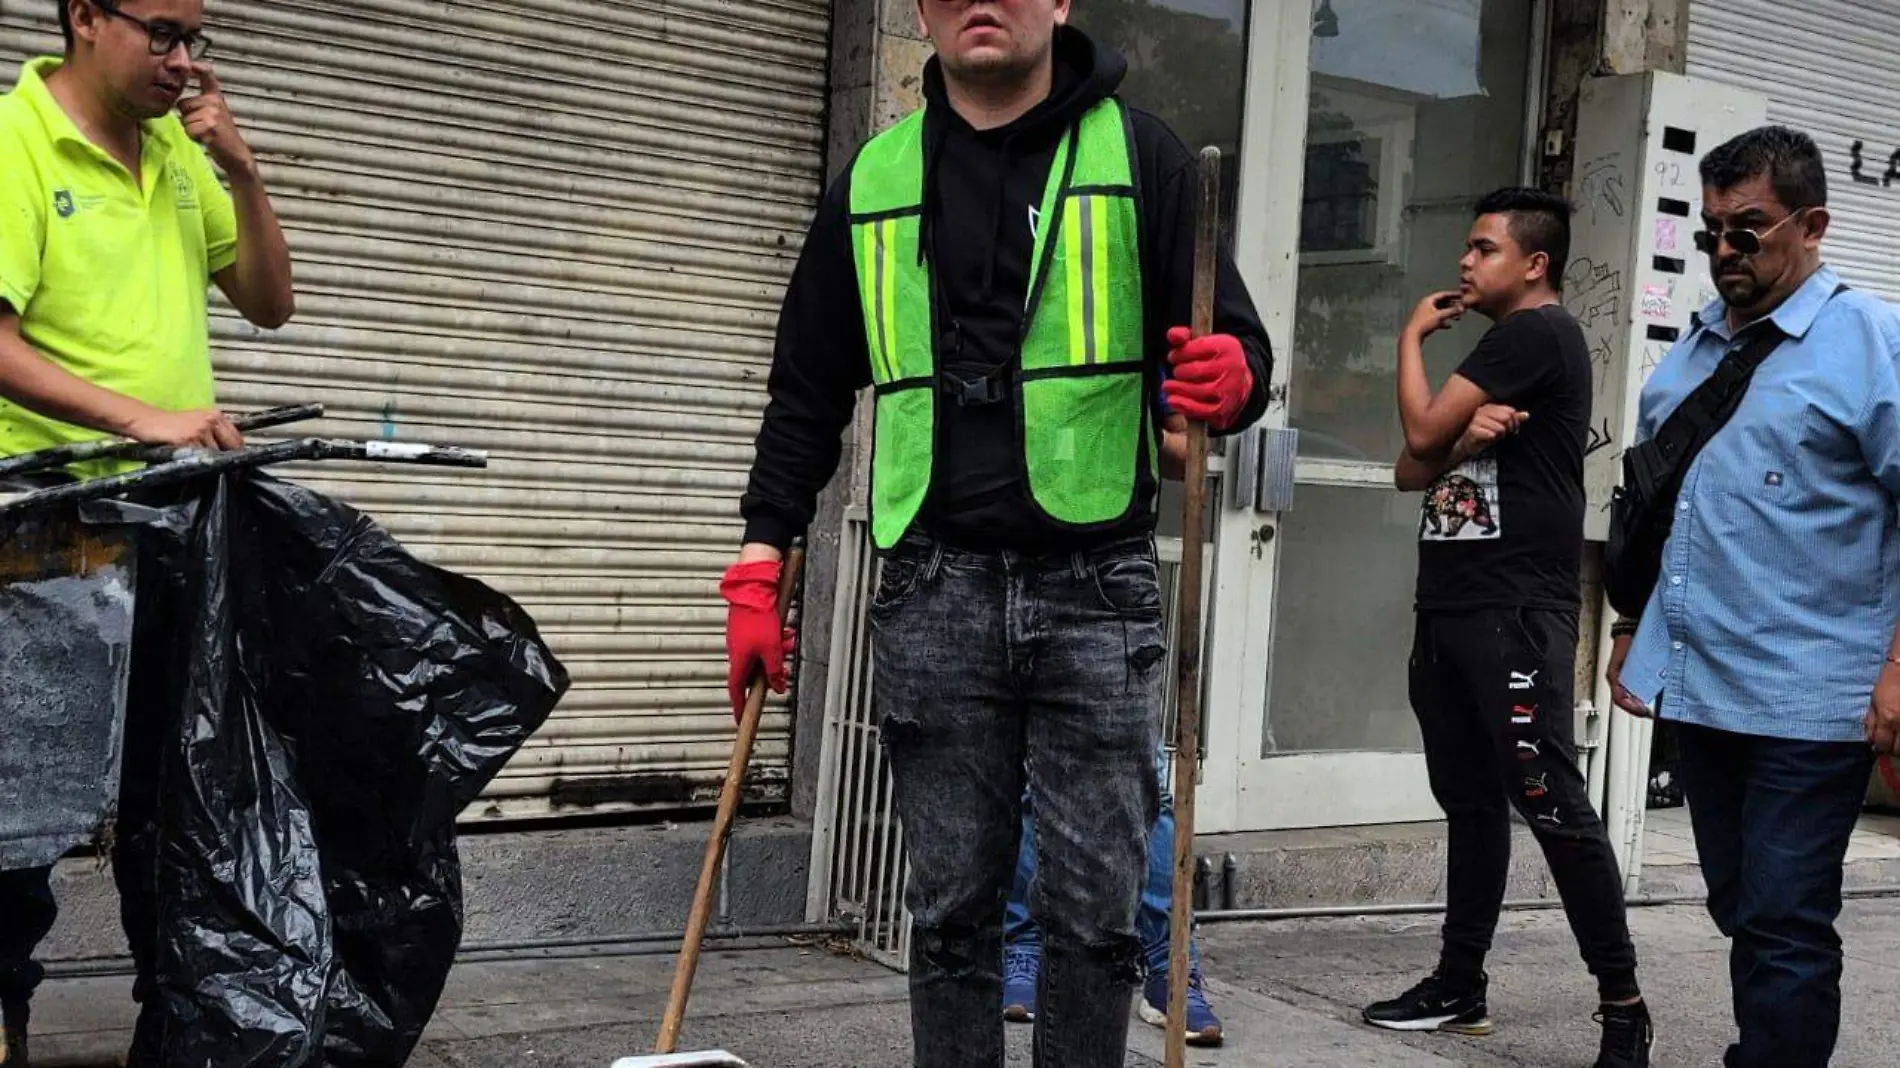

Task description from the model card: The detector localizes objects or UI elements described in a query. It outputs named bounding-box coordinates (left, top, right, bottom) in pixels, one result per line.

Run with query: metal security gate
left=1687, top=0, right=1900, bottom=302
left=803, top=512, right=910, bottom=968
left=0, top=0, right=829, bottom=819
left=806, top=511, right=1207, bottom=969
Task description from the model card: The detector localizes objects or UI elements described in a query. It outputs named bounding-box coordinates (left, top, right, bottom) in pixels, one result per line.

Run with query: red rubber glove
left=722, top=560, right=792, bottom=723
left=1162, top=327, right=1255, bottom=431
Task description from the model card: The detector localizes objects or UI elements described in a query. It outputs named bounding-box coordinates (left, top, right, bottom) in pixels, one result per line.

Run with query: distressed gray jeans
left=871, top=532, right=1165, bottom=1068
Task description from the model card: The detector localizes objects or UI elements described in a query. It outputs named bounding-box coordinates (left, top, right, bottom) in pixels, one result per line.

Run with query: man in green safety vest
left=723, top=2, right=1271, bottom=1063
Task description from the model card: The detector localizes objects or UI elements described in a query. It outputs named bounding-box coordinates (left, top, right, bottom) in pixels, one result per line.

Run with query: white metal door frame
left=1194, top=0, right=1316, bottom=835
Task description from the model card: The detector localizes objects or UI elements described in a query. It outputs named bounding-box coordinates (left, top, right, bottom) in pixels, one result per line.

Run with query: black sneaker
left=1362, top=972, right=1494, bottom=1036
left=1, top=999, right=28, bottom=1068
left=1594, top=1000, right=1653, bottom=1068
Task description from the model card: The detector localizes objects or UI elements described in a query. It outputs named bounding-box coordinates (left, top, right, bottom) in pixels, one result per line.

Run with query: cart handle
left=0, top=403, right=326, bottom=479
left=0, top=435, right=488, bottom=519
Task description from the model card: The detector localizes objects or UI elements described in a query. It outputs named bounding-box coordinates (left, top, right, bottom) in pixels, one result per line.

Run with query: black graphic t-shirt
left=1415, top=304, right=1591, bottom=612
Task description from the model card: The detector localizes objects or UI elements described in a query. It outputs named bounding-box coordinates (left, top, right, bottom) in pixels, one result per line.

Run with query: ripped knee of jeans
left=915, top=923, right=993, bottom=980
left=1087, top=932, right=1146, bottom=986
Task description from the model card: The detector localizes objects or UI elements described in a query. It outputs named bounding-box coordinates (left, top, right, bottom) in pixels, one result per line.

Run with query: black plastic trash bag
left=0, top=503, right=135, bottom=872
left=85, top=472, right=567, bottom=1068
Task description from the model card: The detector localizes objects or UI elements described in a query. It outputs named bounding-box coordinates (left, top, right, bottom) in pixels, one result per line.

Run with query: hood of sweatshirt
left=917, top=26, right=1128, bottom=298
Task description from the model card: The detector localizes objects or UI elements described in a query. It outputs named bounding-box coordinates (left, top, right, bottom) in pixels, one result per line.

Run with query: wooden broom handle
left=1164, top=145, right=1221, bottom=1068
left=656, top=545, right=805, bottom=1054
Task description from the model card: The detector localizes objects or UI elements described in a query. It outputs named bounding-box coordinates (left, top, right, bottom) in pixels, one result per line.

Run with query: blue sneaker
left=1140, top=966, right=1223, bottom=1047
left=1002, top=945, right=1039, bottom=1023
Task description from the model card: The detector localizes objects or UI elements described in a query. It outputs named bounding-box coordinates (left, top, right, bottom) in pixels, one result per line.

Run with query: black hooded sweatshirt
left=740, top=27, right=1273, bottom=552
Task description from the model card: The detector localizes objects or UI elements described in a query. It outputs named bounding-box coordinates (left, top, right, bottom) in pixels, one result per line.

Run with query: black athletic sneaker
left=1, top=999, right=28, bottom=1068
left=1594, top=1000, right=1653, bottom=1068
left=1362, top=972, right=1494, bottom=1036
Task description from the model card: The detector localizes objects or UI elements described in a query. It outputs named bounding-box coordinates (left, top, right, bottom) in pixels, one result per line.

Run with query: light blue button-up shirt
left=1624, top=266, right=1900, bottom=743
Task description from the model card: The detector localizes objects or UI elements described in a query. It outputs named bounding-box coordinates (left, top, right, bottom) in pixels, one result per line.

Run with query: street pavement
left=28, top=897, right=1900, bottom=1067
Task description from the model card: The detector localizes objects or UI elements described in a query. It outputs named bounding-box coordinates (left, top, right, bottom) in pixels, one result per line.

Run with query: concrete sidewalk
left=29, top=897, right=1900, bottom=1067
left=28, top=936, right=1461, bottom=1068
left=1202, top=898, right=1899, bottom=1068
left=25, top=809, right=1900, bottom=1067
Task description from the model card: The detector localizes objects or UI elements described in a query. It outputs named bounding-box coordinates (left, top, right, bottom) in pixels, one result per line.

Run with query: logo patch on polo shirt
left=50, top=190, right=105, bottom=218
left=167, top=162, right=198, bottom=207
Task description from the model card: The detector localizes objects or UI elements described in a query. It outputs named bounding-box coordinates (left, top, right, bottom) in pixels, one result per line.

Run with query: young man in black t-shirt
left=1361, top=189, right=1652, bottom=1068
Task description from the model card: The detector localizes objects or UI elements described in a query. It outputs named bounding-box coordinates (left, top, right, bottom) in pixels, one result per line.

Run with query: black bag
left=1603, top=286, right=1846, bottom=617
left=83, top=472, right=568, bottom=1068
left=1604, top=325, right=1786, bottom=617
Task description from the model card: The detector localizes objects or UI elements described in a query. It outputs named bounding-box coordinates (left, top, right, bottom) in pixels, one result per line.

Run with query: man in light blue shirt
left=1606, top=126, right=1900, bottom=1068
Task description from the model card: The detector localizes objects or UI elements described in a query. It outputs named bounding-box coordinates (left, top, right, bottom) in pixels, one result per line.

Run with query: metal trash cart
left=4, top=401, right=570, bottom=1068
left=0, top=402, right=488, bottom=874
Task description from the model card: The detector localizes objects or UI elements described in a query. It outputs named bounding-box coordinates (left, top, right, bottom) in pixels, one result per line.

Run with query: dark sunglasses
left=1692, top=208, right=1811, bottom=256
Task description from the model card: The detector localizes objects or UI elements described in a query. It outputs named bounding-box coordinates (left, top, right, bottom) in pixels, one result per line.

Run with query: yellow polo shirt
left=0, top=56, right=236, bottom=462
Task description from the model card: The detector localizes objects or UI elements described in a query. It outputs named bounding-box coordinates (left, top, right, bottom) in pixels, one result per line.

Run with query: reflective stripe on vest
left=848, top=100, right=1148, bottom=550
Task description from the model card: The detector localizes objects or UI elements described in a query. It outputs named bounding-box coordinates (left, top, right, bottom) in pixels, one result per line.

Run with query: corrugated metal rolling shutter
left=1687, top=0, right=1900, bottom=302
left=0, top=0, right=828, bottom=819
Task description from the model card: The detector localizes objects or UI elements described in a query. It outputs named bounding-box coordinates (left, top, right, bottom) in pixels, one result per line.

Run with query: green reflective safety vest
left=849, top=99, right=1150, bottom=551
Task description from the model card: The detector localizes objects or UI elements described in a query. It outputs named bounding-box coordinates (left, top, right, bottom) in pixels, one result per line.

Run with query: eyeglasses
left=1693, top=208, right=1811, bottom=256
left=93, top=1, right=213, bottom=61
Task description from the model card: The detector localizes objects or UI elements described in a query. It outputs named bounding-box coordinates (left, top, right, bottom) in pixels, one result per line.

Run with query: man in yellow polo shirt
left=0, top=3, right=292, bottom=1063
